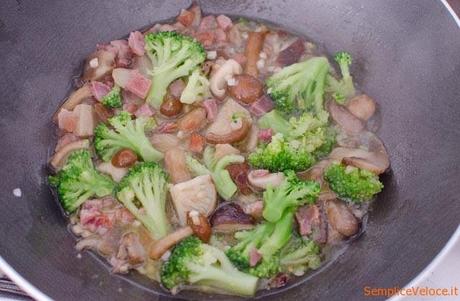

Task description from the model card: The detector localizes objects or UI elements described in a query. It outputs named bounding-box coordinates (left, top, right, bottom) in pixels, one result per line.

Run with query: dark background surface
left=0, top=0, right=459, bottom=300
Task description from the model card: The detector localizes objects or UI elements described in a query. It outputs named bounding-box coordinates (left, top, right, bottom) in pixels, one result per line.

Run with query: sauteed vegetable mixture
left=48, top=3, right=389, bottom=296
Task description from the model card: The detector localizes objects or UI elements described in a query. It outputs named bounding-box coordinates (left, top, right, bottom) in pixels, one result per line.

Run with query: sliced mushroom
left=63, top=85, right=93, bottom=111
left=327, top=101, right=364, bottom=134
left=93, top=103, right=113, bottom=123
left=342, top=157, right=383, bottom=175
left=318, top=190, right=337, bottom=202
left=346, top=94, right=376, bottom=121
left=149, top=226, right=194, bottom=260
left=329, top=146, right=389, bottom=175
left=210, top=203, right=254, bottom=233
left=97, top=161, right=128, bottom=182
left=169, top=175, right=217, bottom=225
left=206, top=117, right=251, bottom=144
left=295, top=205, right=320, bottom=236
left=241, top=200, right=264, bottom=219
left=209, top=59, right=242, bottom=98
left=326, top=199, right=359, bottom=237
left=111, top=149, right=138, bottom=168
left=96, top=226, right=124, bottom=256
left=276, top=38, right=305, bottom=66
left=226, top=162, right=252, bottom=195
left=53, top=85, right=92, bottom=122
left=206, top=98, right=251, bottom=138
left=337, top=131, right=388, bottom=154
left=214, top=143, right=240, bottom=161
left=187, top=210, right=212, bottom=242
left=227, top=74, right=264, bottom=104
left=326, top=222, right=344, bottom=245
left=117, top=232, right=147, bottom=266
left=297, top=159, right=332, bottom=185
left=82, top=50, right=116, bottom=81
left=247, top=170, right=285, bottom=190
left=49, top=139, right=90, bottom=171
left=160, top=92, right=183, bottom=117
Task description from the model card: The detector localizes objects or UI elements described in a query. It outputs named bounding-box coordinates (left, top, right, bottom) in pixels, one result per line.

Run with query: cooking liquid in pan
left=48, top=3, right=389, bottom=296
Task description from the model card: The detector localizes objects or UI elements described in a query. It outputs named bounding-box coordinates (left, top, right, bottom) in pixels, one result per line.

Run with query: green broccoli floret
left=248, top=133, right=315, bottom=172
left=186, top=146, right=244, bottom=200
left=117, top=162, right=170, bottom=239
left=258, top=110, right=329, bottom=139
left=49, top=149, right=115, bottom=213
left=94, top=111, right=163, bottom=162
left=257, top=110, right=336, bottom=161
left=226, top=223, right=275, bottom=271
left=280, top=235, right=321, bottom=274
left=161, top=236, right=259, bottom=296
left=327, top=51, right=355, bottom=103
left=263, top=171, right=320, bottom=223
left=101, top=85, right=122, bottom=108
left=312, top=126, right=336, bottom=159
left=180, top=69, right=210, bottom=104
left=226, top=210, right=294, bottom=278
left=324, top=163, right=383, bottom=202
left=144, top=31, right=206, bottom=108
left=287, top=111, right=328, bottom=139
left=266, top=57, right=329, bottom=115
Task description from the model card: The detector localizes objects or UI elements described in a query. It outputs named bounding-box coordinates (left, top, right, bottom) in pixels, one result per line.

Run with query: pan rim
left=1, top=2, right=459, bottom=300
left=441, top=0, right=460, bottom=27
left=0, top=256, right=52, bottom=301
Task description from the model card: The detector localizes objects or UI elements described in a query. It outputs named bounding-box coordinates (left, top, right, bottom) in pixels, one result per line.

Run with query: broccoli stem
left=311, top=62, right=329, bottom=115
left=262, top=184, right=294, bottom=223
left=186, top=151, right=245, bottom=200
left=186, top=156, right=211, bottom=176
left=258, top=210, right=294, bottom=258
left=188, top=263, right=258, bottom=296
left=148, top=76, right=171, bottom=108
left=137, top=139, right=164, bottom=162
left=212, top=155, right=245, bottom=200
left=189, top=244, right=258, bottom=296
left=258, top=110, right=292, bottom=136
left=212, top=169, right=238, bottom=200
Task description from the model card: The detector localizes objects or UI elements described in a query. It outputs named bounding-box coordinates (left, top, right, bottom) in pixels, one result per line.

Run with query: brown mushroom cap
left=330, top=131, right=390, bottom=175
left=210, top=203, right=255, bottom=233
left=346, top=94, right=376, bottom=121
left=206, top=118, right=251, bottom=144
left=327, top=101, right=365, bottom=134
left=227, top=74, right=264, bottom=104
left=326, top=199, right=359, bottom=237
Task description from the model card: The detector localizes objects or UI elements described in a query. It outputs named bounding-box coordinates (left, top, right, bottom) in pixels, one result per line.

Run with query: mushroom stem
left=149, top=226, right=193, bottom=260
left=245, top=31, right=267, bottom=77
left=209, top=59, right=242, bottom=98
left=49, top=139, right=90, bottom=171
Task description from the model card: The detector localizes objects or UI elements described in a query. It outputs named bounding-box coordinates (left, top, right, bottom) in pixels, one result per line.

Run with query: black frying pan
left=1, top=0, right=459, bottom=300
